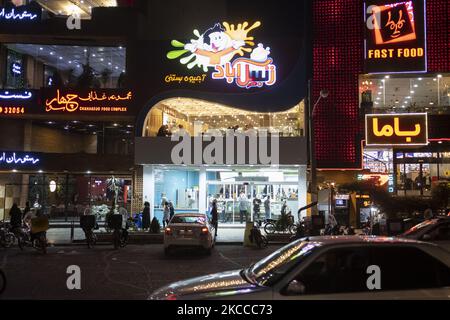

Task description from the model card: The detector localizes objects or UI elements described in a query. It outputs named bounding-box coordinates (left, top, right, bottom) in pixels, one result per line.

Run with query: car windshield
left=402, top=219, right=438, bottom=237
left=244, top=240, right=321, bottom=287
left=170, top=215, right=206, bottom=224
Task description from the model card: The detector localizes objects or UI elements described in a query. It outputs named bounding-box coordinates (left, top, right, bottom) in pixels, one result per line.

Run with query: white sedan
left=164, top=213, right=216, bottom=256
left=151, top=236, right=450, bottom=300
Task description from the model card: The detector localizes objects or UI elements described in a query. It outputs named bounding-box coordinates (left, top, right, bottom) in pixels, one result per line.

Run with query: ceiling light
left=410, top=90, right=414, bottom=94
left=438, top=141, right=443, bottom=144
left=433, top=78, right=437, bottom=81
left=437, top=74, right=442, bottom=78
left=429, top=102, right=434, bottom=105
left=384, top=75, right=390, bottom=79
left=418, top=78, right=422, bottom=81
left=413, top=84, right=418, bottom=88
left=39, top=47, right=43, bottom=51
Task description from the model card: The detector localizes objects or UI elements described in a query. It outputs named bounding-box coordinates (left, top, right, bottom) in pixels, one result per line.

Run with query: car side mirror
left=422, top=234, right=432, bottom=241
left=284, top=280, right=306, bottom=296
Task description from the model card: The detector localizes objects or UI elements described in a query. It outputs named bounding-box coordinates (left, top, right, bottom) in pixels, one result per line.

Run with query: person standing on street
left=210, top=200, right=218, bottom=238
left=163, top=202, right=170, bottom=228
left=239, top=192, right=248, bottom=224
left=142, top=202, right=151, bottom=231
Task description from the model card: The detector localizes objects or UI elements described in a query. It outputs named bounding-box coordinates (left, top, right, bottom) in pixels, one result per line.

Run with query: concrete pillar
left=298, top=165, right=308, bottom=220
left=199, top=167, right=207, bottom=214
left=143, top=165, right=155, bottom=219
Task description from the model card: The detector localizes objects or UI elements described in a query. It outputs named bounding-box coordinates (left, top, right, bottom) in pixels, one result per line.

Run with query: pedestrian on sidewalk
left=23, top=201, right=31, bottom=218
left=210, top=200, right=218, bottom=238
left=9, top=203, right=22, bottom=229
left=163, top=202, right=170, bottom=228
left=142, top=202, right=151, bottom=231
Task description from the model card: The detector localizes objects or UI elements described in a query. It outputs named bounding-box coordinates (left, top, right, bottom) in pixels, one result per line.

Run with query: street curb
left=48, top=241, right=288, bottom=247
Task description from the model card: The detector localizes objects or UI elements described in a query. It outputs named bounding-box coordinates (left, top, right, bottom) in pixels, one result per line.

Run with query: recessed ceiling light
left=437, top=74, right=442, bottom=78
left=410, top=91, right=414, bottom=94
left=395, top=101, right=399, bottom=104
left=418, top=78, right=423, bottom=81
left=429, top=102, right=434, bottom=105
left=433, top=78, right=437, bottom=81
left=39, top=47, right=43, bottom=50
left=384, top=75, right=390, bottom=79
left=413, top=84, right=418, bottom=88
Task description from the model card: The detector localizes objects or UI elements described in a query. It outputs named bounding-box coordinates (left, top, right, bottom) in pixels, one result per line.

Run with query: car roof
left=302, top=235, right=429, bottom=246
left=173, top=213, right=206, bottom=217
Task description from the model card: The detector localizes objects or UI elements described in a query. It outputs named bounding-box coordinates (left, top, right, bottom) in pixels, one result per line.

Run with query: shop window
left=206, top=168, right=300, bottom=224
left=143, top=98, right=305, bottom=138
left=2, top=44, right=126, bottom=89
left=359, top=74, right=450, bottom=115
left=5, top=49, right=25, bottom=88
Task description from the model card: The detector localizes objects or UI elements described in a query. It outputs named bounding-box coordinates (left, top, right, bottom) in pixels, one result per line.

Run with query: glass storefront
left=359, top=74, right=450, bottom=114
left=147, top=166, right=304, bottom=226
left=0, top=173, right=132, bottom=222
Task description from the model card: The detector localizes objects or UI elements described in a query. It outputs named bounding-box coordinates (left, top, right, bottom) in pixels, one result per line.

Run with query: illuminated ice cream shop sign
left=366, top=113, right=428, bottom=146
left=364, top=0, right=426, bottom=73
left=166, top=21, right=277, bottom=89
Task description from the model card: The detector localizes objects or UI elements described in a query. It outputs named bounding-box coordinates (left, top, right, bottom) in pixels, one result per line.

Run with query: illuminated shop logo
left=367, top=1, right=417, bottom=45
left=0, top=7, right=39, bottom=21
left=366, top=113, right=428, bottom=146
left=45, top=89, right=133, bottom=113
left=0, top=152, right=40, bottom=165
left=167, top=21, right=277, bottom=89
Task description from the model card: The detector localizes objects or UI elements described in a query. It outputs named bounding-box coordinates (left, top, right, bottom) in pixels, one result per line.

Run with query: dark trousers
left=240, top=210, right=247, bottom=224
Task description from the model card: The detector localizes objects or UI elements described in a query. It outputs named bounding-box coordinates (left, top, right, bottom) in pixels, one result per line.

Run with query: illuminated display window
left=143, top=98, right=305, bottom=138
left=359, top=74, right=450, bottom=114
left=2, top=44, right=126, bottom=89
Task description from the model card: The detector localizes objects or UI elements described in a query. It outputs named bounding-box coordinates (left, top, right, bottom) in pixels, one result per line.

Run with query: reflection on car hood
left=149, top=269, right=262, bottom=300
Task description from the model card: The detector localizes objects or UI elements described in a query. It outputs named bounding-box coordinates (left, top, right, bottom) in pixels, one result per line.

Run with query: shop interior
left=151, top=166, right=302, bottom=225
left=143, top=98, right=305, bottom=138
left=1, top=43, right=126, bottom=90
left=359, top=74, right=450, bottom=114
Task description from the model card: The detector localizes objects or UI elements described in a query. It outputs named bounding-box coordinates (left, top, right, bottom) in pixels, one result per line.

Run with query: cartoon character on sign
left=167, top=21, right=276, bottom=89
left=368, top=1, right=416, bottom=44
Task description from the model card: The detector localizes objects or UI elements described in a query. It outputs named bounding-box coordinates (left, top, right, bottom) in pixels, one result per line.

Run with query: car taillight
left=165, top=227, right=172, bottom=235
left=201, top=227, right=209, bottom=235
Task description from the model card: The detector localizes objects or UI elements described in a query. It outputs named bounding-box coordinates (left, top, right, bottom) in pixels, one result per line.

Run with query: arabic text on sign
left=0, top=7, right=38, bottom=21
left=212, top=58, right=276, bottom=89
left=0, top=91, right=32, bottom=100
left=0, top=152, right=39, bottom=165
left=165, top=74, right=207, bottom=84
left=45, top=90, right=132, bottom=113
left=372, top=117, right=421, bottom=143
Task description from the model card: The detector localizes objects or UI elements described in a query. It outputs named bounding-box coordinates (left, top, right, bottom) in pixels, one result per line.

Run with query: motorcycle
left=80, top=215, right=97, bottom=249
left=249, top=222, right=268, bottom=249
left=0, top=222, right=15, bottom=248
left=110, top=214, right=128, bottom=249
left=263, top=211, right=297, bottom=235
left=18, top=216, right=49, bottom=254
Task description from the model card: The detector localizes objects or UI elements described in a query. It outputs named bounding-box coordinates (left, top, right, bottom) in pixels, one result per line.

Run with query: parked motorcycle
left=0, top=268, right=5, bottom=295
left=110, top=214, right=128, bottom=249
left=264, top=212, right=297, bottom=235
left=0, top=222, right=15, bottom=248
left=18, top=215, right=49, bottom=254
left=249, top=222, right=268, bottom=249
left=80, top=215, right=97, bottom=249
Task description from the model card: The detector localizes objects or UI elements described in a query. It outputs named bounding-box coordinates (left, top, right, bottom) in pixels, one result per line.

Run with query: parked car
left=150, top=236, right=450, bottom=300
left=164, top=213, right=216, bottom=256
left=399, top=217, right=450, bottom=251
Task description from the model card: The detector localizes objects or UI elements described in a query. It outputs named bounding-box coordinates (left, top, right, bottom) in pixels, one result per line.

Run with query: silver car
left=164, top=213, right=216, bottom=256
left=400, top=217, right=450, bottom=252
left=151, top=236, right=450, bottom=300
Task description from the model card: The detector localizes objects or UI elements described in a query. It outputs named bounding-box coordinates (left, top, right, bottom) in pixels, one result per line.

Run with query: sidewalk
left=46, top=224, right=247, bottom=245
